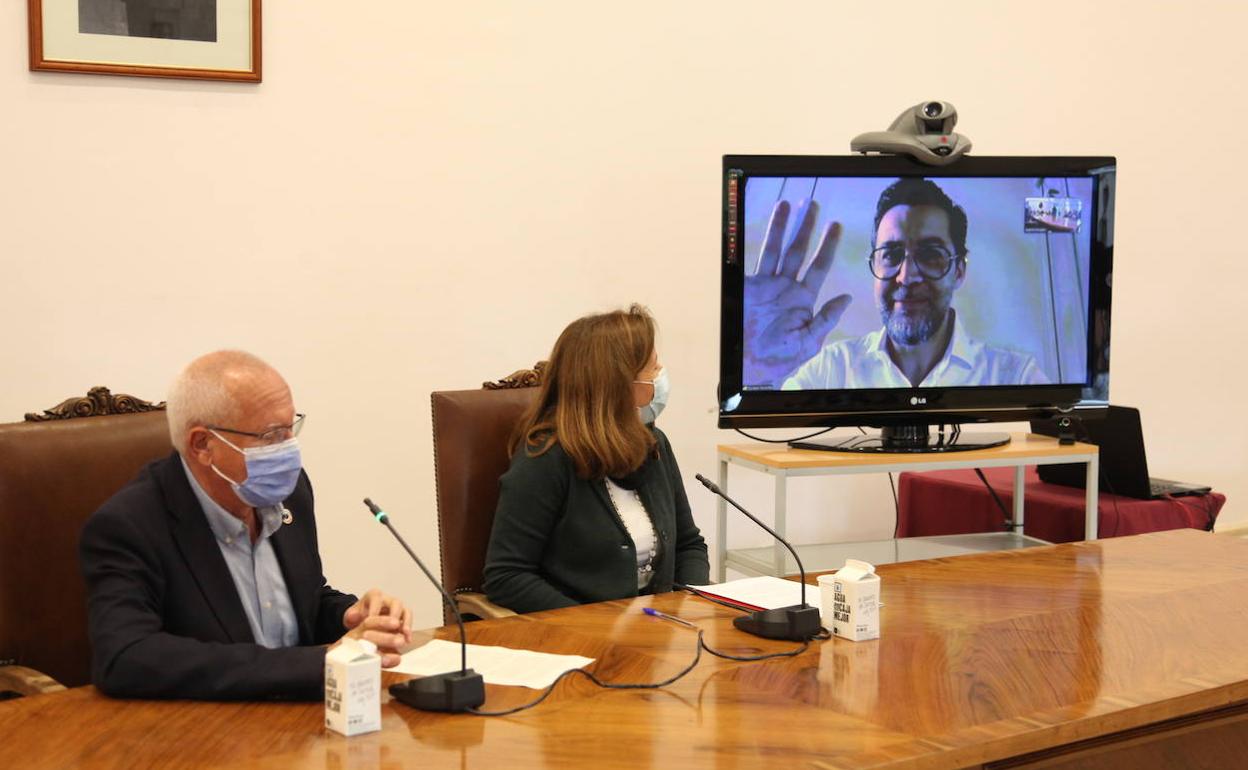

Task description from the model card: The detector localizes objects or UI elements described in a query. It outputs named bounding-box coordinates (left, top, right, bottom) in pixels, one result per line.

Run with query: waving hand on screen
left=743, top=199, right=853, bottom=387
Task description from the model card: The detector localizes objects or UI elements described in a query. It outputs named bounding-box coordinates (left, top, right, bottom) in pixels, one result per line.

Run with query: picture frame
left=28, top=0, right=262, bottom=83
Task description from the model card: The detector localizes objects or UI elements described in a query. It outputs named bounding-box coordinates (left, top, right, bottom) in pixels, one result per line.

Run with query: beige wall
left=4, top=2, right=1244, bottom=627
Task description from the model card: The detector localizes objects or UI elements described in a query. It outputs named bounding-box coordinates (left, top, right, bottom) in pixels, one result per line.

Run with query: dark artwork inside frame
left=78, top=0, right=218, bottom=43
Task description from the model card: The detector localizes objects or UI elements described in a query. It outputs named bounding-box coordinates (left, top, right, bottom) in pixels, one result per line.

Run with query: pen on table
left=642, top=607, right=699, bottom=629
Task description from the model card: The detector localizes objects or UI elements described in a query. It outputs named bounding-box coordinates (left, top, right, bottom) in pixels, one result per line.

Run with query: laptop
left=1031, top=405, right=1211, bottom=500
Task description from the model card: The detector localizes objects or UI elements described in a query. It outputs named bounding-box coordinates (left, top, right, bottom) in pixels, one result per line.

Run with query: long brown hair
left=515, top=304, right=658, bottom=479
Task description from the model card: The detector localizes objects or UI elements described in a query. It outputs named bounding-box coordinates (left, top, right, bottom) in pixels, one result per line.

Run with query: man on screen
left=743, top=177, right=1049, bottom=389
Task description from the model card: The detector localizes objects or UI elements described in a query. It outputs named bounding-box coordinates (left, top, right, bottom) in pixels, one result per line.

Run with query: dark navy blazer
left=79, top=452, right=356, bottom=700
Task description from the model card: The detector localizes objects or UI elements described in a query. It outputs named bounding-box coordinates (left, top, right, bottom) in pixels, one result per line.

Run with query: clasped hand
left=337, top=588, right=412, bottom=668
left=743, top=198, right=852, bottom=386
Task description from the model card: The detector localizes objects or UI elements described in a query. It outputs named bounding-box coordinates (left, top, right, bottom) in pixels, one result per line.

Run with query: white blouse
left=604, top=479, right=658, bottom=589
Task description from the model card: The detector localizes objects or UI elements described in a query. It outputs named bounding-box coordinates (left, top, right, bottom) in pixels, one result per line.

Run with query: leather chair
left=0, top=388, right=172, bottom=695
left=431, top=365, right=546, bottom=624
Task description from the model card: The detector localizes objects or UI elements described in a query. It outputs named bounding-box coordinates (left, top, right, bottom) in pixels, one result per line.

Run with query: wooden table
left=5, top=529, right=1248, bottom=769
left=717, top=434, right=1100, bottom=580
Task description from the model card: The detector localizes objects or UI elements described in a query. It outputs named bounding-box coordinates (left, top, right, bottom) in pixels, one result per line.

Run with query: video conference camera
left=851, top=101, right=972, bottom=166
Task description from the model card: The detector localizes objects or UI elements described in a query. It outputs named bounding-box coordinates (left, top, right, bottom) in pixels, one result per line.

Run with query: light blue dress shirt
left=181, top=459, right=299, bottom=648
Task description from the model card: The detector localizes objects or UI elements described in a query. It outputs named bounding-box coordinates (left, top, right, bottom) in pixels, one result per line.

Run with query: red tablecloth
left=897, top=466, right=1225, bottom=542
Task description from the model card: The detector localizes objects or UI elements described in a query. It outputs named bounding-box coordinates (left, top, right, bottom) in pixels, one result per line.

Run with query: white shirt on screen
left=782, top=312, right=1050, bottom=390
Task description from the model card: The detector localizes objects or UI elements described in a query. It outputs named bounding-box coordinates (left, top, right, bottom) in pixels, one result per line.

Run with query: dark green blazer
left=483, top=427, right=709, bottom=613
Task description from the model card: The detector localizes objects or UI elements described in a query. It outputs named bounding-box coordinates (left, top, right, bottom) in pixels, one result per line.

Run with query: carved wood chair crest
left=482, top=361, right=547, bottom=390
left=24, top=386, right=166, bottom=422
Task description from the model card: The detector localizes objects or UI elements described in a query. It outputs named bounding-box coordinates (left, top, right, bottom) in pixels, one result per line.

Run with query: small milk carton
left=822, top=559, right=881, bottom=641
left=325, top=638, right=382, bottom=736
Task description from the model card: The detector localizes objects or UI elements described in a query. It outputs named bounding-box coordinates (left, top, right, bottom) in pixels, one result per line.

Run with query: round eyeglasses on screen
left=868, top=243, right=962, bottom=281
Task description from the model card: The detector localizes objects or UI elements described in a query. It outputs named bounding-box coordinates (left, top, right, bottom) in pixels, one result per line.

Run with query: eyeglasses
left=207, top=413, right=306, bottom=445
left=868, top=242, right=962, bottom=281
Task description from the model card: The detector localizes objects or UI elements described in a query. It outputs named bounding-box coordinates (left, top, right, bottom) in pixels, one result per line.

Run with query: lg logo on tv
left=910, top=396, right=927, bottom=405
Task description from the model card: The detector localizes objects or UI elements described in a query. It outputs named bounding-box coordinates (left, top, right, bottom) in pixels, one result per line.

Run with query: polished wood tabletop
left=5, top=529, right=1248, bottom=769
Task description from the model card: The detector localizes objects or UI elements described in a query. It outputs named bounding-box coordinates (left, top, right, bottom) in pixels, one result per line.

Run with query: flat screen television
left=719, top=154, right=1115, bottom=452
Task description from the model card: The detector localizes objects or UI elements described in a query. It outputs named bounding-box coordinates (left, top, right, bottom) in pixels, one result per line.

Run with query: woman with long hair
left=483, top=305, right=709, bottom=613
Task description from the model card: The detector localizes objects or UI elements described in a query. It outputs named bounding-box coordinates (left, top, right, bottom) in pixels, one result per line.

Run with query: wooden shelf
left=719, top=432, right=1097, bottom=470
left=715, top=432, right=1100, bottom=580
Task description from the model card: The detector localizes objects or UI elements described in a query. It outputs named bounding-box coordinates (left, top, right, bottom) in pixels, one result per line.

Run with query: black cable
left=700, top=633, right=821, bottom=662
left=468, top=629, right=706, bottom=716
left=888, top=472, right=900, bottom=538
left=734, top=426, right=833, bottom=444
left=972, top=468, right=1013, bottom=531
left=467, top=612, right=823, bottom=716
left=658, top=604, right=824, bottom=660
left=661, top=594, right=823, bottom=659
left=856, top=427, right=901, bottom=537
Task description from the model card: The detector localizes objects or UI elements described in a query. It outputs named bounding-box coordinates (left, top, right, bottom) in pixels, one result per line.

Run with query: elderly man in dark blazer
left=80, top=350, right=410, bottom=700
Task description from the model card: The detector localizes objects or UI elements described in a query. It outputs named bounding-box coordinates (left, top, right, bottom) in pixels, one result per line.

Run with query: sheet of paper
left=393, top=639, right=594, bottom=689
left=688, top=576, right=822, bottom=610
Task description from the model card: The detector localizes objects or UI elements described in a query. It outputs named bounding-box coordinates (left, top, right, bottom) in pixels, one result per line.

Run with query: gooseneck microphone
left=693, top=474, right=822, bottom=641
left=363, top=498, right=485, bottom=712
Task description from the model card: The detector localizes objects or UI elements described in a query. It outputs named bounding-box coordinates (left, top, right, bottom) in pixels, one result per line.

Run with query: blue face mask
left=636, top=367, right=670, bottom=424
left=209, top=432, right=303, bottom=508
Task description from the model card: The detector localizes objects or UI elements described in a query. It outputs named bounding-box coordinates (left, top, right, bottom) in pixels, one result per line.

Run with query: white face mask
left=635, top=367, right=670, bottom=424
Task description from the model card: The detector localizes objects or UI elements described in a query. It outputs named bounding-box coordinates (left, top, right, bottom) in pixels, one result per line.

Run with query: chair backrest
left=0, top=388, right=172, bottom=687
left=431, top=368, right=543, bottom=623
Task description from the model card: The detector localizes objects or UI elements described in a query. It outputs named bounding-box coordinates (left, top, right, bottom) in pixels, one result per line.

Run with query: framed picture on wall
left=28, top=1, right=262, bottom=82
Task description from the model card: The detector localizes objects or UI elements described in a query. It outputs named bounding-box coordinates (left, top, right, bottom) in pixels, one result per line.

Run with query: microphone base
left=732, top=604, right=822, bottom=641
left=389, top=669, right=485, bottom=712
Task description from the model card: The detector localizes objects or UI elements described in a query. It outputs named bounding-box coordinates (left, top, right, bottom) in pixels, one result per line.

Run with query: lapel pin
left=281, top=507, right=294, bottom=525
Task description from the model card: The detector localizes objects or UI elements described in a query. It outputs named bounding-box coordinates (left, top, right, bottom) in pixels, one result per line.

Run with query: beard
left=879, top=289, right=950, bottom=346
